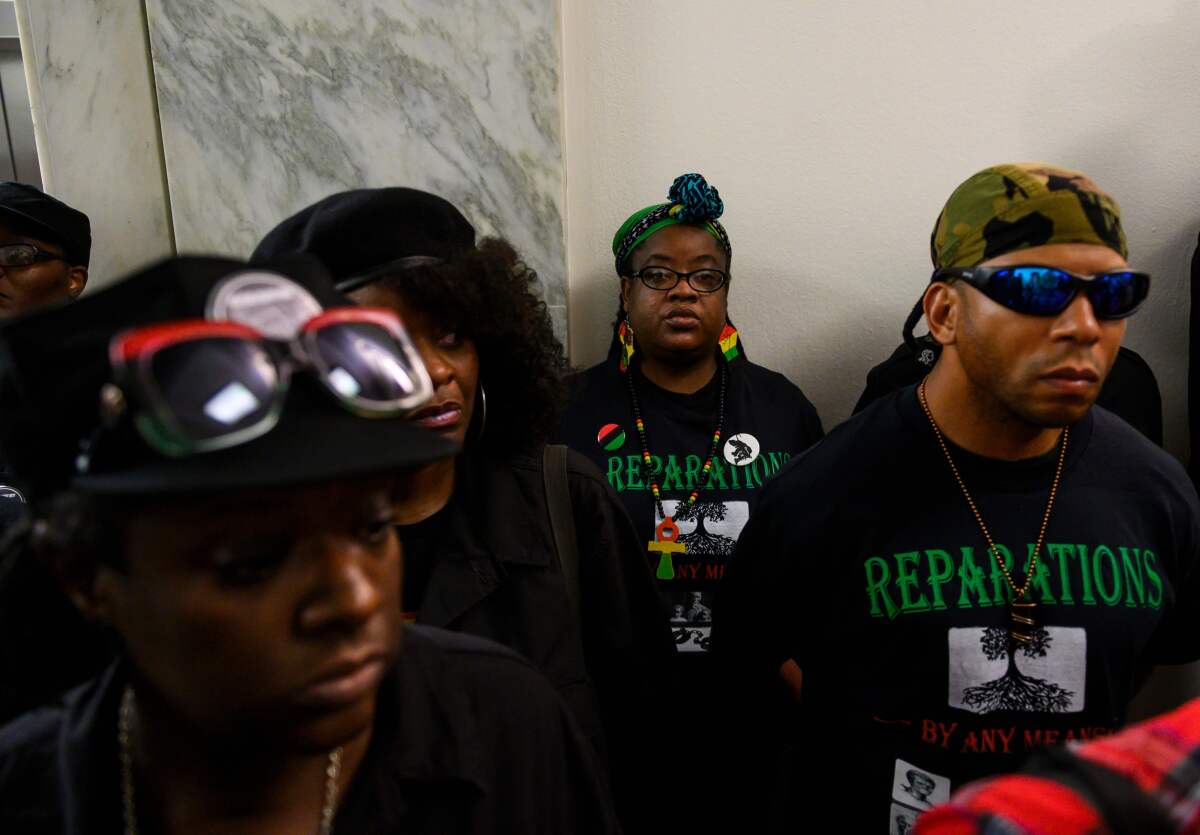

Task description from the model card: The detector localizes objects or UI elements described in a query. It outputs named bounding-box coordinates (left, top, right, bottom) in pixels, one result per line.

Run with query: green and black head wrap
left=608, top=173, right=743, bottom=366
left=612, top=172, right=731, bottom=274
left=904, top=162, right=1127, bottom=349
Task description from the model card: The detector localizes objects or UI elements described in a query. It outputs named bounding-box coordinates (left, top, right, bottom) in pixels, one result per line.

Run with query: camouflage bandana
left=931, top=163, right=1127, bottom=269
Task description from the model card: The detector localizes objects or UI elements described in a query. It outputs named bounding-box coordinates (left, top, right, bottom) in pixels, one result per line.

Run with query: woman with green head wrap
left=609, top=172, right=735, bottom=382
left=555, top=172, right=824, bottom=833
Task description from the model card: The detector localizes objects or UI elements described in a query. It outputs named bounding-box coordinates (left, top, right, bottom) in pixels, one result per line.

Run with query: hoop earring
left=471, top=383, right=487, bottom=443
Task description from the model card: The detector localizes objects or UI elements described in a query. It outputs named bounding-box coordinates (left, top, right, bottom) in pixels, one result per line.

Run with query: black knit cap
left=0, top=182, right=91, bottom=267
left=0, top=254, right=456, bottom=502
left=252, top=187, right=476, bottom=292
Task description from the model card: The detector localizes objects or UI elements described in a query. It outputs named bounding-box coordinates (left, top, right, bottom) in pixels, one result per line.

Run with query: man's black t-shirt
left=717, top=386, right=1200, bottom=833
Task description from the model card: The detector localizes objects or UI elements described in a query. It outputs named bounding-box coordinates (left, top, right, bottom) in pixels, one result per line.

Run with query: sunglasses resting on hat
left=106, top=306, right=433, bottom=458
left=932, top=265, right=1150, bottom=320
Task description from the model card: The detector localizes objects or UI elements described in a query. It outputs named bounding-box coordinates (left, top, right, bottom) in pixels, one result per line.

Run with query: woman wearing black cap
left=0, top=255, right=619, bottom=834
left=254, top=188, right=674, bottom=829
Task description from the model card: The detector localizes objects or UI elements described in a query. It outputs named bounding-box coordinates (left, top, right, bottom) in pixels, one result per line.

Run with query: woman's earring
left=618, top=318, right=636, bottom=373
left=718, top=323, right=739, bottom=362
left=471, top=383, right=487, bottom=443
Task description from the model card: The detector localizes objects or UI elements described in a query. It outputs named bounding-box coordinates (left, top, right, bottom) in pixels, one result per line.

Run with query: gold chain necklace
left=918, top=379, right=1068, bottom=644
left=119, top=686, right=343, bottom=835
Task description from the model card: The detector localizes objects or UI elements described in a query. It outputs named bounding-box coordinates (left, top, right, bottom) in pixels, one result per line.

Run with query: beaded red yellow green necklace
left=626, top=361, right=727, bottom=580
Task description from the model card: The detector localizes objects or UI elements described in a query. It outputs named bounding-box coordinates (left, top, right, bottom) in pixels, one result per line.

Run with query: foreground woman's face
left=95, top=475, right=403, bottom=753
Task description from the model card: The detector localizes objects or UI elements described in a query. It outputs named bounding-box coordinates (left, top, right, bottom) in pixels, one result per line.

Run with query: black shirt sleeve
left=437, top=635, right=623, bottom=835
left=567, top=451, right=674, bottom=826
left=712, top=454, right=837, bottom=676
left=1145, top=479, right=1200, bottom=664
left=791, top=385, right=825, bottom=449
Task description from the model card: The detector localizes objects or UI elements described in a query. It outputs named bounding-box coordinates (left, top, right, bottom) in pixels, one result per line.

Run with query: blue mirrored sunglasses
left=933, top=265, right=1150, bottom=319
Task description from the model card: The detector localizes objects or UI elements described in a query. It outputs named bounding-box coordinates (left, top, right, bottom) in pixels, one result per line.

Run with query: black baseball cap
left=251, top=187, right=476, bottom=292
left=0, top=182, right=91, bottom=267
left=0, top=254, right=456, bottom=501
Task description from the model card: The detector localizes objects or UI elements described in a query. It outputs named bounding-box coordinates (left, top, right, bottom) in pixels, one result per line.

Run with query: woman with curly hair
left=254, top=187, right=673, bottom=828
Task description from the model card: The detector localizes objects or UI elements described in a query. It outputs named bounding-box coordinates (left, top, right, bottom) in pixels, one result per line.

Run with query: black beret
left=252, top=187, right=476, bottom=292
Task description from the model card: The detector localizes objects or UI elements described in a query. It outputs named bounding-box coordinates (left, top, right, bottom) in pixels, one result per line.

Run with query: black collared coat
left=414, top=450, right=673, bottom=827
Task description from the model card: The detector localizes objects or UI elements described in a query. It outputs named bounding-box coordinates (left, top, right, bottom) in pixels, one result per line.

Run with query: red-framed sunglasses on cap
left=108, top=307, right=433, bottom=457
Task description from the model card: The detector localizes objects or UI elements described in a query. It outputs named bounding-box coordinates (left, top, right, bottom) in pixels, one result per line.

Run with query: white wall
left=561, top=0, right=1200, bottom=460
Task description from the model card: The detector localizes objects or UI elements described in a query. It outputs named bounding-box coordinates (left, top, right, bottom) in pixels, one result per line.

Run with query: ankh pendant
left=648, top=516, right=685, bottom=581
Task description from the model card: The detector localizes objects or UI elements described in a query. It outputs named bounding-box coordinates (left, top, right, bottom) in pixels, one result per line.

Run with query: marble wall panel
left=145, top=0, right=567, bottom=337
left=14, top=0, right=174, bottom=287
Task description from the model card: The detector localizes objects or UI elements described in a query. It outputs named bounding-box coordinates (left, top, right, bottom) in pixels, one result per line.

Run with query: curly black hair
left=369, top=238, right=567, bottom=456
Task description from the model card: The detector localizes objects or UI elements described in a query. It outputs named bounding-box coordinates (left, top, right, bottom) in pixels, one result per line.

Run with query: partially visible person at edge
left=554, top=172, right=823, bottom=832
left=0, top=182, right=91, bottom=529
left=0, top=181, right=89, bottom=318
left=0, top=255, right=620, bottom=834
left=0, top=183, right=96, bottom=713
left=714, top=163, right=1200, bottom=833
left=253, top=186, right=673, bottom=829
left=916, top=696, right=1200, bottom=834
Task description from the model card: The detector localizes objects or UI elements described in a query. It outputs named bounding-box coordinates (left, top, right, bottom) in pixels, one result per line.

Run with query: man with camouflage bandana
left=715, top=163, right=1200, bottom=831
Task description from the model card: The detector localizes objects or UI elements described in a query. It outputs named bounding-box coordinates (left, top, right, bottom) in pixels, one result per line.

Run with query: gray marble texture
left=14, top=0, right=175, bottom=287
left=145, top=0, right=567, bottom=336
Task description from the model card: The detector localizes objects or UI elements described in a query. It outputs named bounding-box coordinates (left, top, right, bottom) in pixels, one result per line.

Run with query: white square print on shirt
left=657, top=500, right=749, bottom=558
left=889, top=803, right=920, bottom=835
left=891, top=758, right=951, bottom=811
left=666, top=590, right=714, bottom=653
left=947, top=626, right=1086, bottom=714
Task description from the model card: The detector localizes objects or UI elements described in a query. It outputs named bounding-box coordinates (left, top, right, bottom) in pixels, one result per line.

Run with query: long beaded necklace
left=626, top=359, right=727, bottom=580
left=118, top=686, right=343, bottom=835
left=918, top=379, right=1068, bottom=645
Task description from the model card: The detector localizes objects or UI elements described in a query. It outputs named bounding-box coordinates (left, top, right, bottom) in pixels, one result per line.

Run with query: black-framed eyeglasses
left=0, top=244, right=66, bottom=269
left=933, top=264, right=1150, bottom=320
left=628, top=266, right=728, bottom=293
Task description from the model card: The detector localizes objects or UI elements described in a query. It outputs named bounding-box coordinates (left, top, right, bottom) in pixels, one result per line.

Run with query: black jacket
left=413, top=450, right=673, bottom=826
left=0, top=625, right=621, bottom=834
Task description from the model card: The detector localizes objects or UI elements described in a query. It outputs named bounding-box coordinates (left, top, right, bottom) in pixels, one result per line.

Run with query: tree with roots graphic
left=673, top=501, right=736, bottom=556
left=962, top=626, right=1074, bottom=713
